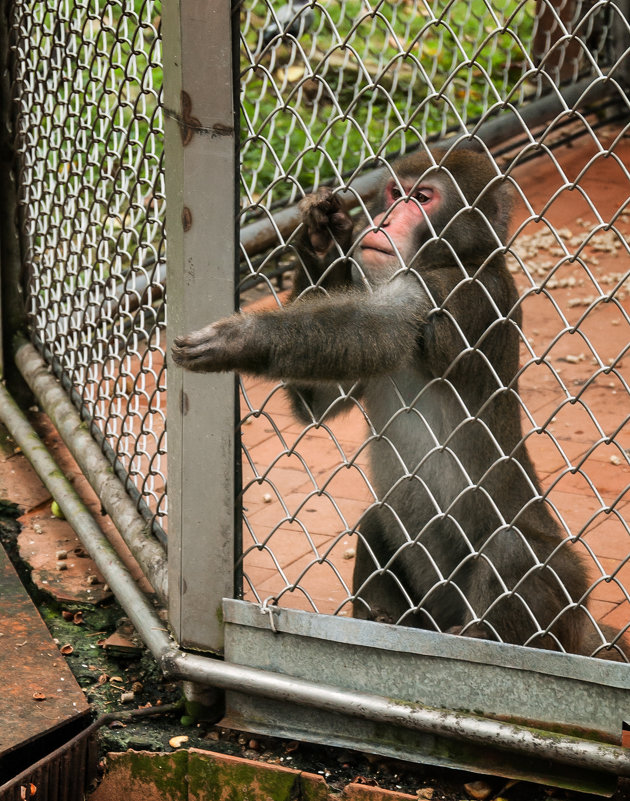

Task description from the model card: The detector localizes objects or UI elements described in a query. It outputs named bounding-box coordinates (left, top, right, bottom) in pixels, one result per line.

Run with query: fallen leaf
left=352, top=776, right=378, bottom=786
left=464, top=780, right=493, bottom=800
left=51, top=501, right=65, bottom=519
left=60, top=644, right=73, bottom=655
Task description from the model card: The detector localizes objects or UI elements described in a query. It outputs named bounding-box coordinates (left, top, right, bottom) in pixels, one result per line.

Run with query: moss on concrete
left=91, top=750, right=189, bottom=801
left=188, top=749, right=300, bottom=800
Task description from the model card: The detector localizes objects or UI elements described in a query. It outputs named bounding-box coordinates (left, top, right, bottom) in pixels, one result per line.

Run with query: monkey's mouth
left=360, top=244, right=395, bottom=258
left=359, top=230, right=397, bottom=260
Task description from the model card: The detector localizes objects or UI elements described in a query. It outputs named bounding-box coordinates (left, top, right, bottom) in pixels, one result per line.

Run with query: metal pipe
left=163, top=649, right=630, bottom=777
left=239, top=76, right=611, bottom=257
left=33, top=336, right=167, bottom=547
left=13, top=339, right=168, bottom=600
left=0, top=381, right=628, bottom=776
left=0, top=379, right=171, bottom=656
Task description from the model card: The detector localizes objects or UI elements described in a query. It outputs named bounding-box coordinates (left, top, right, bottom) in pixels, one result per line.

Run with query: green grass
left=240, top=0, right=536, bottom=207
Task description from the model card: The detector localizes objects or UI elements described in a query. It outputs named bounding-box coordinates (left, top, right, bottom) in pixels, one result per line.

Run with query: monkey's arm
left=420, top=262, right=519, bottom=381
left=172, top=278, right=428, bottom=382
left=283, top=188, right=362, bottom=420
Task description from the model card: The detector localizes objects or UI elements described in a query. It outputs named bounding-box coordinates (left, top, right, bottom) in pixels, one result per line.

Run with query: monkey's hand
left=171, top=314, right=261, bottom=374
left=299, top=187, right=353, bottom=257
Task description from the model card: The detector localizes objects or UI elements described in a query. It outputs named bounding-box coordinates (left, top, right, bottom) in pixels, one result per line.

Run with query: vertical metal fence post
left=612, top=0, right=630, bottom=89
left=164, top=0, right=238, bottom=652
left=0, top=0, right=28, bottom=398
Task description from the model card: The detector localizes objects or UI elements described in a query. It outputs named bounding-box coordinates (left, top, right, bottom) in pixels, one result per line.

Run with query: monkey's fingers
left=171, top=325, right=231, bottom=373
left=329, top=210, right=353, bottom=237
left=309, top=228, right=332, bottom=255
left=298, top=187, right=335, bottom=219
left=300, top=188, right=352, bottom=256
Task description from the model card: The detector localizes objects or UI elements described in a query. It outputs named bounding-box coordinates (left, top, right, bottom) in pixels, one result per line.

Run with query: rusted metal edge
left=0, top=704, right=182, bottom=800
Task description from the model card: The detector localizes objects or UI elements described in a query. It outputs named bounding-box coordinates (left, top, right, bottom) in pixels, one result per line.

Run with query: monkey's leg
left=352, top=509, right=433, bottom=628
left=581, top=622, right=630, bottom=662
left=458, top=528, right=587, bottom=651
left=352, top=511, right=410, bottom=625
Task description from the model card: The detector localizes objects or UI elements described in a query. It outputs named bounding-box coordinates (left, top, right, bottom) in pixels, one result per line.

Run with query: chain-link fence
left=236, top=0, right=630, bottom=658
left=9, top=0, right=167, bottom=544
left=240, top=0, right=614, bottom=210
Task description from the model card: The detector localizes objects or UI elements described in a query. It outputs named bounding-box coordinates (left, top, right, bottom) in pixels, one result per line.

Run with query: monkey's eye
left=411, top=188, right=433, bottom=204
left=387, top=183, right=433, bottom=204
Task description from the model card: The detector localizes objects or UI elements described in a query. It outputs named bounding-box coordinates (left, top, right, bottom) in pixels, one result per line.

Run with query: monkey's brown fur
left=173, top=144, right=628, bottom=661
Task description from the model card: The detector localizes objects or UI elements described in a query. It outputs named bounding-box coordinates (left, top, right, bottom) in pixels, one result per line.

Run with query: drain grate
left=0, top=719, right=98, bottom=801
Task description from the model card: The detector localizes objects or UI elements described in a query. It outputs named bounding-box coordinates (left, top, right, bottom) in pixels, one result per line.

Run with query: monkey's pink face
left=358, top=178, right=440, bottom=274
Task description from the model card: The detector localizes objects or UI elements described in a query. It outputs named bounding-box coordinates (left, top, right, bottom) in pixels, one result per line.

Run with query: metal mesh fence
left=6, top=0, right=630, bottom=661
left=239, top=0, right=615, bottom=212
left=10, top=0, right=167, bottom=542
left=237, top=0, right=630, bottom=660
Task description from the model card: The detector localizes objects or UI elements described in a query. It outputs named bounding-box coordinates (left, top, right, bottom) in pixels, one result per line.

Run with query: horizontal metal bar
left=165, top=648, right=630, bottom=778
left=2, top=371, right=629, bottom=779
left=239, top=76, right=614, bottom=257
left=12, top=339, right=168, bottom=600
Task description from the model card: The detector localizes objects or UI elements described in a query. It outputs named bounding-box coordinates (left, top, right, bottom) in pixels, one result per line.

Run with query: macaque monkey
left=172, top=143, right=627, bottom=661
